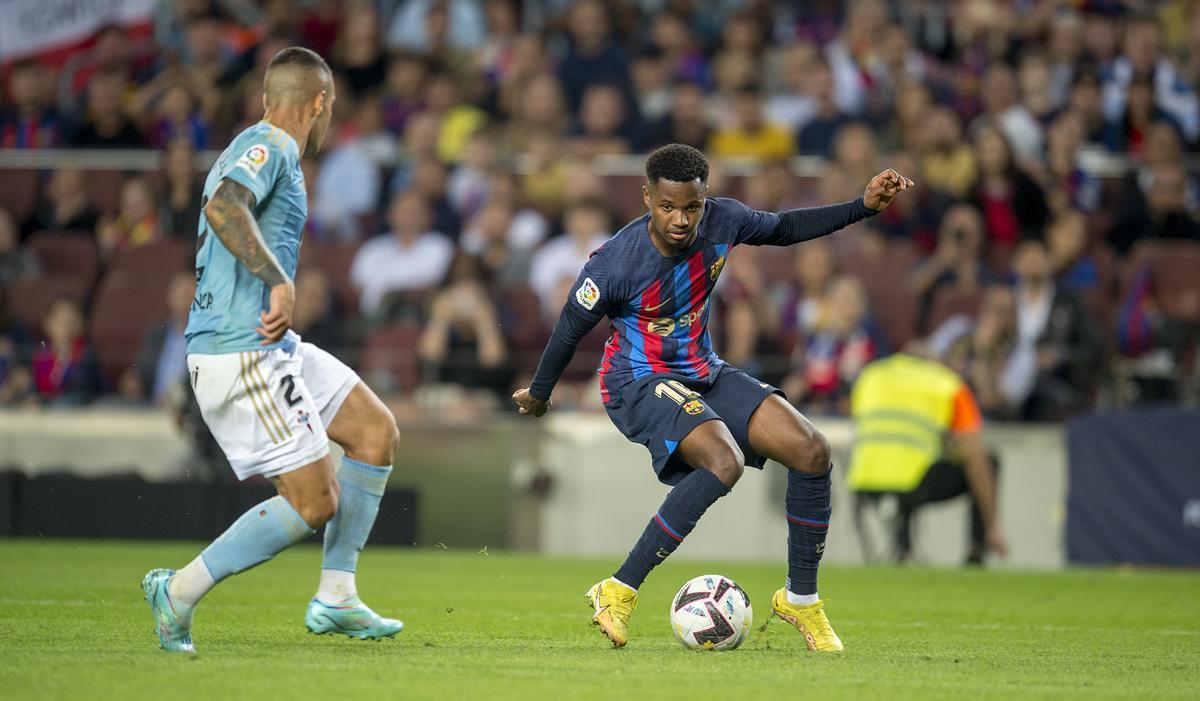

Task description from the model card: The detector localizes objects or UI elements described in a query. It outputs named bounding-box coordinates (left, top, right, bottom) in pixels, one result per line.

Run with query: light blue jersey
left=186, top=122, right=307, bottom=354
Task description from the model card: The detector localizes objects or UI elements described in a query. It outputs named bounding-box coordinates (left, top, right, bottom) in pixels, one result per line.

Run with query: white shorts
left=188, top=342, right=360, bottom=481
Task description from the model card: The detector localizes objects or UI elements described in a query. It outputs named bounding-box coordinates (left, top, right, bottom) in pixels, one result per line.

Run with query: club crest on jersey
left=235, top=144, right=270, bottom=177
left=648, top=317, right=675, bottom=336
left=683, top=399, right=705, bottom=415
left=576, top=277, right=600, bottom=310
left=709, top=256, right=726, bottom=281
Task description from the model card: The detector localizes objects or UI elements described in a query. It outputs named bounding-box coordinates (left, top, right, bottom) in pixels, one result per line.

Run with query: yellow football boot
left=770, top=588, right=844, bottom=651
left=584, top=578, right=638, bottom=647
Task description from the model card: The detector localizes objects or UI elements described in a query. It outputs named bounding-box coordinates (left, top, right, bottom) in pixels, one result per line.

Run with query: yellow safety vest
left=846, top=354, right=962, bottom=493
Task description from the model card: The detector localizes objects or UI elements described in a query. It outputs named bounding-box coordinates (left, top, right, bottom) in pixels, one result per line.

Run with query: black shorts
left=603, top=364, right=784, bottom=485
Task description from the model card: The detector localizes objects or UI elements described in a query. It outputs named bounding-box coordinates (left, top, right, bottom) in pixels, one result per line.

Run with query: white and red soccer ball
left=669, top=574, right=752, bottom=650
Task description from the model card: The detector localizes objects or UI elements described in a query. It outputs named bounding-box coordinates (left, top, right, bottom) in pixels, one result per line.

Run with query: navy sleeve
left=528, top=254, right=613, bottom=401
left=736, top=197, right=878, bottom=246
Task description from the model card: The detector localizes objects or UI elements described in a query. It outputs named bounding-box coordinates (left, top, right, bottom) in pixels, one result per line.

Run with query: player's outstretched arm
left=204, top=179, right=294, bottom=344
left=512, top=296, right=603, bottom=417
left=740, top=168, right=915, bottom=247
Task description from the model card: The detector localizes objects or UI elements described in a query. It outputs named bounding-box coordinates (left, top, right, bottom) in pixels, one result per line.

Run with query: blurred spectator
left=0, top=208, right=41, bottom=284
left=1, top=60, right=64, bottom=148
left=0, top=285, right=33, bottom=406
left=476, top=0, right=523, bottom=92
left=823, top=0, right=887, bottom=117
left=292, top=268, right=350, bottom=362
left=20, top=169, right=100, bottom=240
left=409, top=158, right=463, bottom=238
left=968, top=124, right=1049, bottom=249
left=69, top=70, right=146, bottom=149
left=529, top=199, right=611, bottom=322
left=333, top=2, right=387, bottom=98
left=775, top=239, right=837, bottom=345
left=647, top=10, right=708, bottom=85
left=934, top=285, right=1022, bottom=419
left=461, top=170, right=548, bottom=257
left=161, top=139, right=203, bottom=238
left=819, top=123, right=878, bottom=203
left=350, top=191, right=454, bottom=317
left=461, top=197, right=536, bottom=284
left=1109, top=162, right=1200, bottom=255
left=1101, top=13, right=1199, bottom=143
left=31, top=298, right=102, bottom=405
left=743, top=161, right=800, bottom=213
left=1106, top=73, right=1185, bottom=156
left=118, top=271, right=194, bottom=404
left=646, top=80, right=712, bottom=151
left=556, top=0, right=630, bottom=113
left=1046, top=209, right=1099, bottom=295
left=388, top=0, right=486, bottom=53
left=909, top=204, right=989, bottom=332
left=764, top=41, right=819, bottom=133
left=797, top=57, right=850, bottom=157
left=449, top=130, right=499, bottom=220
left=973, top=65, right=1044, bottom=166
left=1047, top=11, right=1085, bottom=106
left=1062, top=66, right=1112, bottom=149
left=782, top=275, right=883, bottom=413
left=920, top=106, right=977, bottom=199
left=96, top=176, right=161, bottom=257
left=418, top=252, right=511, bottom=399
left=882, top=79, right=933, bottom=154
left=314, top=97, right=392, bottom=242
left=519, top=132, right=576, bottom=218
left=381, top=52, right=430, bottom=135
left=629, top=47, right=673, bottom=125
left=570, top=82, right=634, bottom=158
left=715, top=246, right=775, bottom=376
left=1017, top=52, right=1058, bottom=127
left=709, top=84, right=796, bottom=161
left=426, top=71, right=488, bottom=164
left=1041, top=112, right=1101, bottom=214
left=1009, top=239, right=1105, bottom=421
left=502, top=72, right=570, bottom=155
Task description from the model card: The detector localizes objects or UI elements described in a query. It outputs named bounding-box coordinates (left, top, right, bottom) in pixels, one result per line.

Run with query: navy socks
left=613, top=468, right=730, bottom=589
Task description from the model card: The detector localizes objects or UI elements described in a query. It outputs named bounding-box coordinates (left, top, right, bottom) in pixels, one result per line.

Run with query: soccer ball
left=669, top=574, right=752, bottom=650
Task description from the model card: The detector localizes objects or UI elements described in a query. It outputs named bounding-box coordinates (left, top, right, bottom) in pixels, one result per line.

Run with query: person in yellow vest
left=847, top=351, right=1008, bottom=564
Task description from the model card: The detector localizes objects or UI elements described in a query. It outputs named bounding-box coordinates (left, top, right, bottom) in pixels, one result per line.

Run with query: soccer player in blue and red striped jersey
left=513, top=144, right=913, bottom=650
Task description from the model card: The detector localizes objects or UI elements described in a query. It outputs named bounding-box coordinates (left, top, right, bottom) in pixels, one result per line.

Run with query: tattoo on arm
left=204, top=179, right=289, bottom=287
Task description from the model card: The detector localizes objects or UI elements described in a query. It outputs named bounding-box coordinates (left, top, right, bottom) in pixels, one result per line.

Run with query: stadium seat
left=87, top=170, right=127, bottom=216
left=0, top=169, right=39, bottom=222
left=360, top=323, right=424, bottom=392
left=88, top=242, right=190, bottom=385
left=925, top=287, right=983, bottom=334
left=25, top=231, right=101, bottom=291
left=6, top=277, right=90, bottom=332
left=1127, top=240, right=1200, bottom=324
left=298, top=241, right=361, bottom=313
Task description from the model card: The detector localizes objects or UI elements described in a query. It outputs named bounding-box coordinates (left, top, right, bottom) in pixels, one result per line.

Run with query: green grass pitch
left=1, top=540, right=1198, bottom=700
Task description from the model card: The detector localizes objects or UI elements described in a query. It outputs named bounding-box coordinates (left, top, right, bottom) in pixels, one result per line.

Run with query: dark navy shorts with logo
left=603, top=363, right=784, bottom=486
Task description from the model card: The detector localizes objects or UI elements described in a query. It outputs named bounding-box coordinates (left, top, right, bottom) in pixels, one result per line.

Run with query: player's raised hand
left=863, top=169, right=915, bottom=212
left=512, top=388, right=551, bottom=417
left=257, top=281, right=295, bottom=345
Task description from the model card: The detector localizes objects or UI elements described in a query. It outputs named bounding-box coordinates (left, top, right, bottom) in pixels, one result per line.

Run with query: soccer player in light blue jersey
left=142, top=47, right=403, bottom=653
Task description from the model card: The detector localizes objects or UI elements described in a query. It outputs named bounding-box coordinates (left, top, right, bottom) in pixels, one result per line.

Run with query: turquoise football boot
left=141, top=569, right=196, bottom=654
left=305, top=598, right=404, bottom=640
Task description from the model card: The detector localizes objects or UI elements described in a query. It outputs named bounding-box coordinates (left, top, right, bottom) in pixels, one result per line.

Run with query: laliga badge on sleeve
left=235, top=144, right=270, bottom=177
left=576, top=277, right=600, bottom=310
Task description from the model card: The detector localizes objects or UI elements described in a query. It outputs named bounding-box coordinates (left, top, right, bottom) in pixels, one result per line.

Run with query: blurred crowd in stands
left=2, top=0, right=1200, bottom=423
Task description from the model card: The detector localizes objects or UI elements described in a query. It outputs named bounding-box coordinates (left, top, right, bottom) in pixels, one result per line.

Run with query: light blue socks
left=322, top=457, right=392, bottom=573
left=200, top=495, right=315, bottom=581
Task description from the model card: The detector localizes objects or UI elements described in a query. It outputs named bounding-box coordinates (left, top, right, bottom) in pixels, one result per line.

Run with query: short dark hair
left=645, top=144, right=709, bottom=186
left=267, top=46, right=331, bottom=76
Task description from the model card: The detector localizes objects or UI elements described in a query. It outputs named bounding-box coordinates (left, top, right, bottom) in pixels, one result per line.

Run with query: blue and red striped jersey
left=567, top=197, right=780, bottom=401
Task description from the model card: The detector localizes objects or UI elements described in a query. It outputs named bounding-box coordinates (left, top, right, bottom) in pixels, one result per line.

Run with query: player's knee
left=791, top=429, right=831, bottom=475
left=378, top=411, right=400, bottom=463
left=706, top=445, right=745, bottom=487
left=296, top=491, right=338, bottom=529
